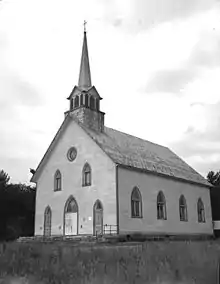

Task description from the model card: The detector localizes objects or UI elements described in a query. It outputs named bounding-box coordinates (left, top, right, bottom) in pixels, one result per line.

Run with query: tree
left=207, top=170, right=220, bottom=187
left=0, top=169, right=10, bottom=187
left=0, top=170, right=36, bottom=241
left=207, top=170, right=220, bottom=222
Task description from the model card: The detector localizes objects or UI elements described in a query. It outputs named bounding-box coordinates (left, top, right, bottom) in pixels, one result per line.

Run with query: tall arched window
left=85, top=94, right=89, bottom=107
left=179, top=195, right=188, bottom=221
left=90, top=96, right=95, bottom=110
left=82, top=163, right=91, bottom=186
left=80, top=94, right=84, bottom=106
left=54, top=170, right=61, bottom=191
left=197, top=198, right=205, bottom=223
left=44, top=206, right=52, bottom=237
left=131, top=187, right=142, bottom=218
left=157, top=191, right=167, bottom=220
left=75, top=95, right=79, bottom=108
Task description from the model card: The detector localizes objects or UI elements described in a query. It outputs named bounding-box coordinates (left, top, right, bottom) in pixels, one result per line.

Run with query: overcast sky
left=0, top=0, right=220, bottom=184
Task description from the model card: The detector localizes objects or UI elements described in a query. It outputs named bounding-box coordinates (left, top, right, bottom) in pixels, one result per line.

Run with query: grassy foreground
left=0, top=239, right=220, bottom=284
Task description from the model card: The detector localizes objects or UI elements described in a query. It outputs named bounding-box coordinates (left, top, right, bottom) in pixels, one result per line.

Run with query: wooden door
left=94, top=209, right=103, bottom=235
left=44, top=207, right=52, bottom=237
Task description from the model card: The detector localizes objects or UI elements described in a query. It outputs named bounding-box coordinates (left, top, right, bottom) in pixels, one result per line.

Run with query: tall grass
left=0, top=240, right=219, bottom=283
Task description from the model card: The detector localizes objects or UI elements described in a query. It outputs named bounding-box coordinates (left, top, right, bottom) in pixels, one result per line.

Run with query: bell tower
left=66, top=23, right=105, bottom=133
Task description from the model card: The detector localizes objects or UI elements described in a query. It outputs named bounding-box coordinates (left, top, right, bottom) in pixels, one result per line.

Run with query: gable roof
left=31, top=115, right=211, bottom=188
left=79, top=122, right=211, bottom=188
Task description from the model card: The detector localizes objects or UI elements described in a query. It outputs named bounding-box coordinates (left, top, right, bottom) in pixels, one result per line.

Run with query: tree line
left=207, top=170, right=220, bottom=221
left=0, top=170, right=36, bottom=241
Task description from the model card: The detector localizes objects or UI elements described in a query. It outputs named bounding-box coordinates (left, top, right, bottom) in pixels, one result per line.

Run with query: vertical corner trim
left=116, top=164, right=119, bottom=235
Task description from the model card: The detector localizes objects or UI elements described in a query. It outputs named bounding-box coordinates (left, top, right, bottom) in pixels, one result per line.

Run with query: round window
left=67, top=147, right=77, bottom=162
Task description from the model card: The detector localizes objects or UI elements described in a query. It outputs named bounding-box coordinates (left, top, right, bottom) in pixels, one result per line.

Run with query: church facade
left=31, top=29, right=213, bottom=238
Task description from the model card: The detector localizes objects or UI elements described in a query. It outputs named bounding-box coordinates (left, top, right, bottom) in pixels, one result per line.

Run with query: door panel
left=44, top=212, right=51, bottom=236
left=94, top=210, right=103, bottom=235
left=65, top=212, right=77, bottom=235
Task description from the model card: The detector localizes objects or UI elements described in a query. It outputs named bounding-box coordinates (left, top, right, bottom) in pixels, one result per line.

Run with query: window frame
left=82, top=163, right=92, bottom=187
left=54, top=170, right=62, bottom=191
left=197, top=198, right=206, bottom=223
left=179, top=195, right=188, bottom=222
left=157, top=191, right=167, bottom=220
left=131, top=187, right=143, bottom=218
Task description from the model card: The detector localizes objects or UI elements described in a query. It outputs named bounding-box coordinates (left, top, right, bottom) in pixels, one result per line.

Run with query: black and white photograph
left=0, top=0, right=220, bottom=283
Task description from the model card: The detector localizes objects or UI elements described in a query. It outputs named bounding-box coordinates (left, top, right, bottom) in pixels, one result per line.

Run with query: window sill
left=131, top=216, right=143, bottom=219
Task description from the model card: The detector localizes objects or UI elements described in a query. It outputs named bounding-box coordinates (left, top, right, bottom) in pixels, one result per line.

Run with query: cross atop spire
left=78, top=21, right=92, bottom=89
left=83, top=20, right=87, bottom=32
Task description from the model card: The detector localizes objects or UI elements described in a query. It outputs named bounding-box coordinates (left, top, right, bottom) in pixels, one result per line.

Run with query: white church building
left=31, top=28, right=213, bottom=238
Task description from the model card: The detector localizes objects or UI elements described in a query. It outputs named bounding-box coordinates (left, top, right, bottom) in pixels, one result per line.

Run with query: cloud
left=168, top=102, right=220, bottom=176
left=96, top=0, right=218, bottom=33
left=190, top=35, right=220, bottom=68
left=145, top=69, right=196, bottom=94
left=144, top=8, right=220, bottom=95
left=0, top=69, right=44, bottom=114
left=0, top=156, right=36, bottom=184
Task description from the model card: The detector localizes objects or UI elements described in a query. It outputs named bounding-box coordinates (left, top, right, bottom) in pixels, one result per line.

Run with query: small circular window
left=67, top=147, right=77, bottom=162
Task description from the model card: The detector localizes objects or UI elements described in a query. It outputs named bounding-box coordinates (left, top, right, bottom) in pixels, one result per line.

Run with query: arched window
left=90, top=96, right=95, bottom=110
left=85, top=94, right=89, bottom=107
left=94, top=199, right=103, bottom=211
left=44, top=206, right=52, bottom=237
left=179, top=195, right=188, bottom=221
left=80, top=94, right=84, bottom=106
left=157, top=191, right=167, bottom=220
left=74, top=95, right=79, bottom=108
left=54, top=170, right=61, bottom=191
left=82, top=163, right=91, bottom=186
left=70, top=98, right=74, bottom=110
left=66, top=197, right=78, bottom=213
left=197, top=198, right=205, bottom=223
left=131, top=187, right=142, bottom=218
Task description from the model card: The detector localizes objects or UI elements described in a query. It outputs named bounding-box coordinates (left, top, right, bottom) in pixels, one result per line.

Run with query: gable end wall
left=34, top=121, right=116, bottom=236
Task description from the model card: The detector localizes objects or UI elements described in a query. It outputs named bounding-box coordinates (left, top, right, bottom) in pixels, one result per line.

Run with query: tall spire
left=78, top=21, right=92, bottom=89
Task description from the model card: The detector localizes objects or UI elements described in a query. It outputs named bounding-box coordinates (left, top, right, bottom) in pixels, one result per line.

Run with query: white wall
left=118, top=167, right=213, bottom=236
left=34, top=119, right=116, bottom=235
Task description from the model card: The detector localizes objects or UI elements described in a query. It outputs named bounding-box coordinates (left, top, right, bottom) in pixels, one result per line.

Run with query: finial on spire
left=78, top=22, right=91, bottom=89
left=83, top=20, right=87, bottom=32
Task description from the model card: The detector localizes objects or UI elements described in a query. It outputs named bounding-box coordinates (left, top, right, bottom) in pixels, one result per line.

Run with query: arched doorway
left=64, top=196, right=78, bottom=236
left=93, top=200, right=103, bottom=236
left=44, top=206, right=52, bottom=237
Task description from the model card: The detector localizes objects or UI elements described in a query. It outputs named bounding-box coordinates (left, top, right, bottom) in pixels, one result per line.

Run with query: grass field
left=0, top=238, right=220, bottom=284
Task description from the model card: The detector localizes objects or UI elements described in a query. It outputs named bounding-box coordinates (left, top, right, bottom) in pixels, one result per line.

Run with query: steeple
left=78, top=23, right=92, bottom=90
left=66, top=23, right=105, bottom=133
